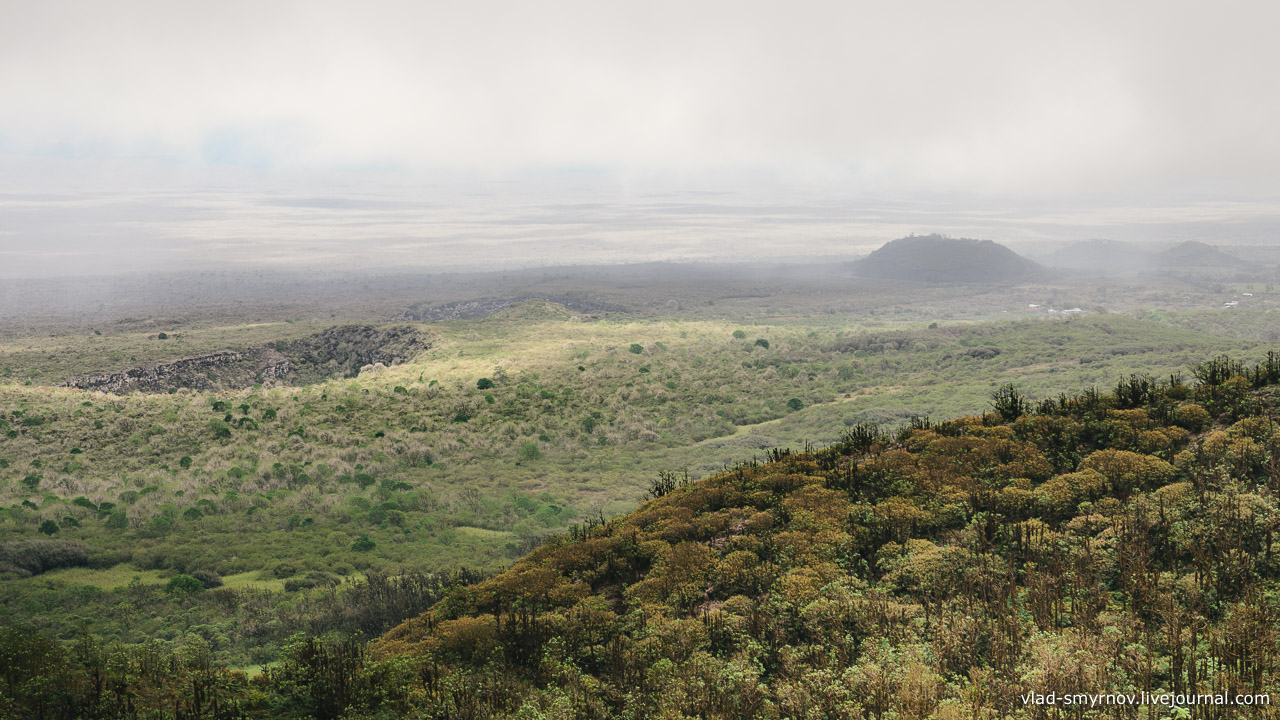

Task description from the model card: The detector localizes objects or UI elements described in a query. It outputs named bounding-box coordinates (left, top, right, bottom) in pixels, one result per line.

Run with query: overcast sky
left=2, top=0, right=1279, bottom=276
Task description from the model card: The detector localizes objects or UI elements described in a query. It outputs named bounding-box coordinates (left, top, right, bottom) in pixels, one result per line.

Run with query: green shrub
left=38, top=520, right=59, bottom=535
left=284, top=571, right=341, bottom=592
left=519, top=442, right=542, bottom=462
left=1173, top=403, right=1212, bottom=432
left=754, top=338, right=770, bottom=349
left=191, top=569, right=224, bottom=588
left=629, top=344, right=644, bottom=354
left=786, top=398, right=804, bottom=411
left=208, top=419, right=231, bottom=439
left=476, top=377, right=495, bottom=389
left=104, top=512, right=129, bottom=530
left=732, top=330, right=747, bottom=339
left=145, top=516, right=174, bottom=536
left=351, top=534, right=376, bottom=552
left=164, top=574, right=204, bottom=594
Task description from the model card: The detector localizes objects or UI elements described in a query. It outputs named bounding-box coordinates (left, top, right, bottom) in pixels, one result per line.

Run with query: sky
left=2, top=0, right=1279, bottom=276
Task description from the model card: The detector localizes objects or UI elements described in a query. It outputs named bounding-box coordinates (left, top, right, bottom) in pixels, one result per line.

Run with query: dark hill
left=853, top=234, right=1042, bottom=282
left=1153, top=240, right=1247, bottom=268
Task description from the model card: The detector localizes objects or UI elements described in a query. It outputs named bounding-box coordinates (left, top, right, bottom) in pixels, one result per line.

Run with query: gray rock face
left=61, top=325, right=430, bottom=394
left=62, top=351, right=250, bottom=393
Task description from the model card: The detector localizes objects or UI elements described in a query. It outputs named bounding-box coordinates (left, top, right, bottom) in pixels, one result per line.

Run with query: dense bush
left=164, top=574, right=204, bottom=594
left=0, top=539, right=89, bottom=577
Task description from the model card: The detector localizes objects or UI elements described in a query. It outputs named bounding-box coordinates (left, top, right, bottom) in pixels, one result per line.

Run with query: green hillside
left=359, top=355, right=1280, bottom=719
left=5, top=351, right=1280, bottom=718
left=1, top=306, right=1279, bottom=671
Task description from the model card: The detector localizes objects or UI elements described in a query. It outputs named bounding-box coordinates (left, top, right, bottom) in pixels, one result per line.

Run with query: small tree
left=786, top=398, right=804, bottom=411
left=38, top=520, right=59, bottom=535
left=351, top=534, right=376, bottom=552
left=646, top=469, right=690, bottom=499
left=991, top=384, right=1029, bottom=422
left=628, top=344, right=644, bottom=354
left=732, top=330, right=747, bottom=339
left=754, top=338, right=770, bottom=349
left=476, top=377, right=495, bottom=390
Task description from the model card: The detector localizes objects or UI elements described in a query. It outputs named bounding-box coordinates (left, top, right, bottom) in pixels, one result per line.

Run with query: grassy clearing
left=21, top=566, right=167, bottom=591
left=220, top=572, right=289, bottom=593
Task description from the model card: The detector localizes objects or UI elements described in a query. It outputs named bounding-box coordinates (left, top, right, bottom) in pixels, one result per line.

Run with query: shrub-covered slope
left=370, top=355, right=1280, bottom=719
left=6, top=355, right=1280, bottom=718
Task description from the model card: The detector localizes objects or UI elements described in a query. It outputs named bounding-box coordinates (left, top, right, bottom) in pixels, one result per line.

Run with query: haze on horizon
left=2, top=0, right=1279, bottom=278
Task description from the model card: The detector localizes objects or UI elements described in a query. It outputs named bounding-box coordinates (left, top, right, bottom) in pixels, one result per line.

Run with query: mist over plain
left=3, top=0, right=1280, bottom=280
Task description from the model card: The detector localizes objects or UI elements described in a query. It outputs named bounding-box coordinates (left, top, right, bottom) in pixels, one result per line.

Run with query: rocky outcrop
left=62, top=325, right=431, bottom=394
left=62, top=351, right=250, bottom=393
left=272, top=324, right=432, bottom=385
